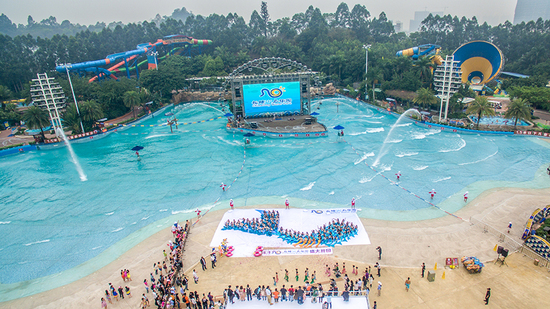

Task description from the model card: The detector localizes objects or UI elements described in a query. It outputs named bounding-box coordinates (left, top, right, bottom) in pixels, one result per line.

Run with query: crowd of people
left=101, top=220, right=225, bottom=309
left=279, top=218, right=358, bottom=247
left=221, top=210, right=280, bottom=236
left=222, top=211, right=358, bottom=247
left=219, top=261, right=378, bottom=307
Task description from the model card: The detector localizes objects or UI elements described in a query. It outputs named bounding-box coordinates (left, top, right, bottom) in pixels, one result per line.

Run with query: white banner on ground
left=262, top=247, right=334, bottom=256
left=210, top=208, right=370, bottom=258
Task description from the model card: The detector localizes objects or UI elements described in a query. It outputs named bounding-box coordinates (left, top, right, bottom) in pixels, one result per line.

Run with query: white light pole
left=65, top=66, right=85, bottom=133
left=363, top=44, right=371, bottom=101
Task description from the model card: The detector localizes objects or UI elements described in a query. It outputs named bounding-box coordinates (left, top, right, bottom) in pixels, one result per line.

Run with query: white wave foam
left=159, top=209, right=168, bottom=212
left=411, top=129, right=440, bottom=140
left=141, top=216, right=150, bottom=221
left=385, top=139, right=403, bottom=144
left=111, top=227, right=123, bottom=233
left=348, top=127, right=384, bottom=136
left=300, top=182, right=316, bottom=191
left=396, top=123, right=412, bottom=127
left=367, top=127, right=384, bottom=133
left=395, top=152, right=418, bottom=158
left=145, top=134, right=171, bottom=139
left=458, top=149, right=498, bottom=166
left=0, top=221, right=11, bottom=224
left=92, top=246, right=102, bottom=250
left=105, top=212, right=114, bottom=216
left=412, top=165, right=428, bottom=171
left=354, top=152, right=375, bottom=165
left=438, top=137, right=466, bottom=153
left=359, top=175, right=376, bottom=183
left=171, top=209, right=196, bottom=215
left=329, top=191, right=335, bottom=195
left=131, top=222, right=137, bottom=225
left=24, top=239, right=50, bottom=246
left=215, top=136, right=242, bottom=146
left=433, top=176, right=451, bottom=183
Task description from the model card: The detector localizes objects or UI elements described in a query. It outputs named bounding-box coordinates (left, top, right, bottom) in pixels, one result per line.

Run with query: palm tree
left=123, top=91, right=141, bottom=119
left=504, top=98, right=532, bottom=129
left=414, top=57, right=435, bottom=85
left=80, top=100, right=104, bottom=123
left=466, top=96, right=495, bottom=129
left=413, top=88, right=437, bottom=110
left=23, top=106, right=50, bottom=140
left=62, top=104, right=82, bottom=134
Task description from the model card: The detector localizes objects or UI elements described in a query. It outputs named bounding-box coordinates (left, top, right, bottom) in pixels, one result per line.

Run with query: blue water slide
left=56, top=44, right=151, bottom=74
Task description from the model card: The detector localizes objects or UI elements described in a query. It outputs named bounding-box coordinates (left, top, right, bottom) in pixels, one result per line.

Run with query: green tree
left=504, top=98, right=532, bottom=129
left=332, top=3, right=351, bottom=28
left=80, top=100, right=104, bottom=123
left=62, top=103, right=83, bottom=134
left=123, top=91, right=141, bottom=119
left=412, top=88, right=437, bottom=110
left=466, top=96, right=496, bottom=129
left=414, top=57, right=435, bottom=86
left=260, top=1, right=270, bottom=37
left=22, top=106, right=50, bottom=139
left=0, top=85, right=12, bottom=111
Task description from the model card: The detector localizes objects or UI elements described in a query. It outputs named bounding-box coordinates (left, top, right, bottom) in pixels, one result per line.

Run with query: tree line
left=2, top=2, right=550, bottom=130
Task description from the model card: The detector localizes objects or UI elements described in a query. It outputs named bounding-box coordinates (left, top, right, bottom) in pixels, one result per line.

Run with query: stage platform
left=229, top=115, right=327, bottom=136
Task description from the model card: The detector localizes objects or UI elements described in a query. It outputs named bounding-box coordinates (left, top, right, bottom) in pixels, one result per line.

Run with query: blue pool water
left=0, top=97, right=549, bottom=286
left=469, top=115, right=530, bottom=126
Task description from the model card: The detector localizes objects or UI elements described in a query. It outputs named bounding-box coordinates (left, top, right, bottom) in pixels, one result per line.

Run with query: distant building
left=393, top=21, right=403, bottom=33
left=409, top=11, right=443, bottom=32
left=514, top=0, right=550, bottom=24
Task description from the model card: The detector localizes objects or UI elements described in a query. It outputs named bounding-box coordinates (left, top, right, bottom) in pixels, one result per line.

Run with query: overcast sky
left=0, top=0, right=518, bottom=31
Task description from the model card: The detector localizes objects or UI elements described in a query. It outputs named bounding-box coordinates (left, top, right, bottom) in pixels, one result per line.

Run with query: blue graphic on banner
left=243, top=82, right=301, bottom=117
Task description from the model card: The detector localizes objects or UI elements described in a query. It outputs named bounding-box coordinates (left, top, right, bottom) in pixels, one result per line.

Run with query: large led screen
left=243, top=81, right=301, bottom=117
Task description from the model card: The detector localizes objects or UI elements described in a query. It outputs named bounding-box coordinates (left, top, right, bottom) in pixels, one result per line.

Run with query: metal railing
left=470, top=217, right=550, bottom=269
left=519, top=245, right=550, bottom=270
left=469, top=217, right=523, bottom=252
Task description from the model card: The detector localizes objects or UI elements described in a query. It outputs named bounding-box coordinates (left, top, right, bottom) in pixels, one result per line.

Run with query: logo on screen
left=260, top=87, right=285, bottom=98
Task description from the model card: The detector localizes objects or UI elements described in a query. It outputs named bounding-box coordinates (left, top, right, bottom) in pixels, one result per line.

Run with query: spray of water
left=55, top=128, right=88, bottom=181
left=190, top=102, right=225, bottom=114
left=373, top=109, right=421, bottom=167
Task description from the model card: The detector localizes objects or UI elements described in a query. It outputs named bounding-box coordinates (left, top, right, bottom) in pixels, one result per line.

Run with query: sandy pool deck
left=2, top=187, right=550, bottom=309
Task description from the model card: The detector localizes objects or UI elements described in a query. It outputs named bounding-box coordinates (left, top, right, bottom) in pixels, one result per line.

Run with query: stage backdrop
left=242, top=81, right=301, bottom=117
left=210, top=208, right=370, bottom=258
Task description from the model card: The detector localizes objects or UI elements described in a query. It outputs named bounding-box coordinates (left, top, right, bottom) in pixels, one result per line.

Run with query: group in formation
left=222, top=210, right=358, bottom=247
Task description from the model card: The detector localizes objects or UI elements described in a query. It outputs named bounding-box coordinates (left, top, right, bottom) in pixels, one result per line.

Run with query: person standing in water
left=351, top=198, right=355, bottom=209
left=464, top=191, right=469, bottom=202
left=429, top=189, right=436, bottom=199
left=395, top=171, right=401, bottom=180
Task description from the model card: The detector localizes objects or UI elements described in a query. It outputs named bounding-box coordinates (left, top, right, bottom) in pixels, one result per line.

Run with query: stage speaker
left=497, top=246, right=504, bottom=255
left=301, top=83, right=307, bottom=93
left=235, top=87, right=241, bottom=98
left=502, top=249, right=509, bottom=258
left=452, top=40, right=504, bottom=85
